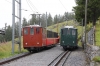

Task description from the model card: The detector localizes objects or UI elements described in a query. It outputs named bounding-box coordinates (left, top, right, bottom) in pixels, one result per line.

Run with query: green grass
left=0, top=38, right=27, bottom=59
left=93, top=56, right=100, bottom=62
left=96, top=21, right=100, bottom=46
left=92, top=21, right=100, bottom=62
left=47, top=20, right=79, bottom=34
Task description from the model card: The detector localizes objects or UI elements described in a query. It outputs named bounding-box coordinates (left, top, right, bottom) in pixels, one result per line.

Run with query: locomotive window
left=24, top=28, right=28, bottom=35
left=67, top=29, right=70, bottom=35
left=36, top=28, right=40, bottom=34
left=72, top=30, right=76, bottom=35
left=61, top=30, right=63, bottom=34
left=62, top=29, right=66, bottom=35
left=30, top=28, right=34, bottom=35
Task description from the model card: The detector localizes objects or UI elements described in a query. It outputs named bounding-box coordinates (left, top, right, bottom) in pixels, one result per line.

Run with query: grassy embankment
left=0, top=38, right=27, bottom=59
left=95, top=21, right=100, bottom=46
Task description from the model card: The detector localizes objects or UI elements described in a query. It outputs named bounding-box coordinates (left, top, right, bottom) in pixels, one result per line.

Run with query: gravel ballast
left=1, top=45, right=87, bottom=66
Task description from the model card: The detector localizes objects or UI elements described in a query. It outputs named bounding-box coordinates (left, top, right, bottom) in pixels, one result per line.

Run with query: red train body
left=23, top=25, right=59, bottom=52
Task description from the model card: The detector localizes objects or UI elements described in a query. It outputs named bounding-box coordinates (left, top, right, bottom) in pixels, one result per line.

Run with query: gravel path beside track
left=1, top=45, right=87, bottom=66
left=65, top=48, right=87, bottom=66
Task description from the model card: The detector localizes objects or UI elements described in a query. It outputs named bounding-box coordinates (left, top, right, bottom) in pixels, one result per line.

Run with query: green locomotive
left=60, top=26, right=78, bottom=50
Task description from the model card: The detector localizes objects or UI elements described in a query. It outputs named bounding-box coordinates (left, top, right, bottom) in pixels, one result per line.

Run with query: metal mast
left=12, top=0, right=21, bottom=54
left=12, top=0, right=15, bottom=54
left=19, top=0, right=21, bottom=53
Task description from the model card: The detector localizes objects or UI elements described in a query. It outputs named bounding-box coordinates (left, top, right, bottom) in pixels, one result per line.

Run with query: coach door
left=30, top=27, right=35, bottom=46
left=35, top=27, right=42, bottom=47
left=30, top=27, right=42, bottom=46
left=72, top=29, right=77, bottom=45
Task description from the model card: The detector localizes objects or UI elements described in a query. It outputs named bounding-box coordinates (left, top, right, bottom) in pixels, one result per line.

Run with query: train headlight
left=62, top=41, right=64, bottom=43
left=73, top=41, right=74, bottom=43
left=25, top=43, right=27, bottom=45
left=37, top=42, right=39, bottom=44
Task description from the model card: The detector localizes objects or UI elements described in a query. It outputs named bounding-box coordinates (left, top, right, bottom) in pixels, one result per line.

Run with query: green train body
left=60, top=26, right=78, bottom=50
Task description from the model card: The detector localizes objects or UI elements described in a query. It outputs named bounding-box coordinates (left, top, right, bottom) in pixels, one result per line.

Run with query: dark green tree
left=15, top=22, right=19, bottom=38
left=29, top=14, right=36, bottom=25
left=22, top=18, right=28, bottom=27
left=47, top=13, right=53, bottom=26
left=73, top=0, right=100, bottom=44
left=5, top=25, right=12, bottom=41
left=54, top=15, right=58, bottom=24
left=64, top=12, right=69, bottom=21
left=40, top=14, right=46, bottom=27
left=64, top=12, right=75, bottom=21
left=73, top=0, right=100, bottom=26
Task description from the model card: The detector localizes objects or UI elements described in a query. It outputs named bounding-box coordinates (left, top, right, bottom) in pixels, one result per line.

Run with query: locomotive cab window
left=61, top=29, right=63, bottom=35
left=30, top=27, right=34, bottom=35
left=61, top=29, right=66, bottom=35
left=36, top=28, right=40, bottom=34
left=67, top=29, right=70, bottom=35
left=24, top=28, right=28, bottom=35
left=72, top=30, right=76, bottom=35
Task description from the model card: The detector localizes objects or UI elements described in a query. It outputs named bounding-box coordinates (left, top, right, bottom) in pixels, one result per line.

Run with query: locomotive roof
left=64, top=26, right=74, bottom=28
left=61, top=26, right=77, bottom=29
left=23, top=25, right=42, bottom=28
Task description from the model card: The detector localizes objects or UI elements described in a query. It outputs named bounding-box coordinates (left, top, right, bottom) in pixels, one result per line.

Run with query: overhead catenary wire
left=4, top=0, right=12, bottom=4
left=58, top=0, right=67, bottom=11
left=26, top=0, right=39, bottom=13
left=26, top=0, right=35, bottom=12
left=4, top=0, right=30, bottom=12
left=28, top=0, right=39, bottom=12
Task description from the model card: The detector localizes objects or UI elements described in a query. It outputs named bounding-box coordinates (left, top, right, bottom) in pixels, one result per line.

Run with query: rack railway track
left=48, top=51, right=71, bottom=66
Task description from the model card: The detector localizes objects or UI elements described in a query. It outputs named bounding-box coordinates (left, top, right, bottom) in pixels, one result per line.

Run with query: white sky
left=0, top=0, right=76, bottom=28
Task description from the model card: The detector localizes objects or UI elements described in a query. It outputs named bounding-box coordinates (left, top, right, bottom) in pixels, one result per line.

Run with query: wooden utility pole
left=84, top=0, right=87, bottom=49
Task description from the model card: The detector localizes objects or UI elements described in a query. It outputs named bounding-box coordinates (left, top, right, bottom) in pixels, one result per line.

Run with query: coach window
left=24, top=28, right=28, bottom=35
left=36, top=28, right=40, bottom=34
left=30, top=28, right=34, bottom=35
left=72, top=30, right=75, bottom=35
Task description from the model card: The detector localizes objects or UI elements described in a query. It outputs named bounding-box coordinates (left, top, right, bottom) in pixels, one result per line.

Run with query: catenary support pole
left=19, top=0, right=21, bottom=52
left=12, top=0, right=15, bottom=54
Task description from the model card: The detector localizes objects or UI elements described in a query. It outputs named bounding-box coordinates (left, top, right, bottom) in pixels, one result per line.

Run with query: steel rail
left=48, top=51, right=69, bottom=66
left=0, top=52, right=32, bottom=65
left=54, top=51, right=69, bottom=66
left=62, top=51, right=71, bottom=66
left=48, top=51, right=65, bottom=66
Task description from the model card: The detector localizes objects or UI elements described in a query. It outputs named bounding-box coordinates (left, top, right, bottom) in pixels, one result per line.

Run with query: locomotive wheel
left=36, top=48, right=40, bottom=52
left=28, top=50, right=32, bottom=53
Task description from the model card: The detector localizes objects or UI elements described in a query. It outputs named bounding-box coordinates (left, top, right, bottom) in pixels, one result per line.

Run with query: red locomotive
left=23, top=25, right=59, bottom=52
